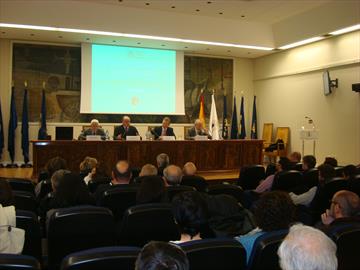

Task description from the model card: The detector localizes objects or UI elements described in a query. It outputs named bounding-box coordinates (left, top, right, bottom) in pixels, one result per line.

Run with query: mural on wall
left=12, top=43, right=233, bottom=124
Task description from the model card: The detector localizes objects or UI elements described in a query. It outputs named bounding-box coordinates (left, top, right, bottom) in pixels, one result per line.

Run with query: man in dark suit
left=186, top=119, right=212, bottom=140
left=78, top=119, right=107, bottom=140
left=152, top=117, right=176, bottom=140
left=113, top=116, right=139, bottom=140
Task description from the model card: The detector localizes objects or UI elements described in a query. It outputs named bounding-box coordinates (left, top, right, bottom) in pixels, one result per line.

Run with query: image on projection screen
left=90, top=44, right=179, bottom=114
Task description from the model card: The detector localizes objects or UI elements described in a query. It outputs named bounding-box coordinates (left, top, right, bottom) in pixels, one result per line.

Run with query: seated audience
left=289, top=151, right=301, bottom=163
left=289, top=163, right=336, bottom=207
left=152, top=117, right=176, bottom=140
left=135, top=241, right=189, bottom=270
left=324, top=156, right=338, bottom=167
left=343, top=164, right=357, bottom=179
left=133, top=164, right=159, bottom=184
left=255, top=157, right=291, bottom=193
left=235, top=191, right=296, bottom=264
left=278, top=224, right=337, bottom=270
left=79, top=156, right=98, bottom=184
left=320, top=190, right=360, bottom=229
left=163, top=165, right=183, bottom=186
left=181, top=162, right=208, bottom=192
left=157, top=153, right=170, bottom=176
left=0, top=181, right=15, bottom=206
left=171, top=191, right=208, bottom=244
left=78, top=119, right=106, bottom=140
left=35, top=156, right=67, bottom=199
left=186, top=119, right=211, bottom=140
left=90, top=161, right=110, bottom=182
left=111, top=160, right=132, bottom=185
left=302, top=155, right=317, bottom=171
left=136, top=175, right=167, bottom=204
left=183, top=162, right=197, bottom=176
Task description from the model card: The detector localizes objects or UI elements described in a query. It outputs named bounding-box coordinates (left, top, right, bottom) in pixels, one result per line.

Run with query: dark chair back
left=167, top=185, right=196, bottom=201
left=180, top=238, right=246, bottom=270
left=348, top=175, right=360, bottom=197
left=16, top=210, right=42, bottom=262
left=36, top=179, right=53, bottom=201
left=88, top=177, right=110, bottom=193
left=265, top=164, right=277, bottom=178
left=7, top=178, right=35, bottom=194
left=334, top=166, right=344, bottom=177
left=328, top=224, right=360, bottom=270
left=47, top=206, right=116, bottom=270
left=238, top=165, right=265, bottom=190
left=181, top=175, right=208, bottom=192
left=119, top=203, right=179, bottom=246
left=207, top=184, right=243, bottom=202
left=292, top=163, right=303, bottom=171
left=303, top=168, right=319, bottom=189
left=323, top=178, right=349, bottom=209
left=97, top=185, right=138, bottom=221
left=61, top=246, right=140, bottom=270
left=0, top=254, right=40, bottom=270
left=130, top=167, right=141, bottom=181
left=272, top=170, right=303, bottom=192
left=248, top=230, right=288, bottom=270
left=13, top=191, right=37, bottom=213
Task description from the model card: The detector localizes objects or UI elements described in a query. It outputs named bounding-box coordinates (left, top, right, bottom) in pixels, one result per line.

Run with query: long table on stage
left=31, top=140, right=263, bottom=178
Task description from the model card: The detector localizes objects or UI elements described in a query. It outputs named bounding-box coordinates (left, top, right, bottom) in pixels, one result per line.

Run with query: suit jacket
left=186, top=127, right=212, bottom=140
left=152, top=126, right=176, bottom=140
left=113, top=125, right=139, bottom=140
left=78, top=128, right=106, bottom=140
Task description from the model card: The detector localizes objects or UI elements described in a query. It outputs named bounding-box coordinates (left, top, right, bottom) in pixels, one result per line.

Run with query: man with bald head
left=163, top=165, right=183, bottom=186
left=186, top=119, right=211, bottom=140
left=111, top=160, right=132, bottom=185
left=113, top=116, right=139, bottom=140
left=320, top=190, right=360, bottom=229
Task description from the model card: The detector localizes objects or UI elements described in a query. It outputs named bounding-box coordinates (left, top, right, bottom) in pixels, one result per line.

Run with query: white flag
left=209, top=94, right=220, bottom=140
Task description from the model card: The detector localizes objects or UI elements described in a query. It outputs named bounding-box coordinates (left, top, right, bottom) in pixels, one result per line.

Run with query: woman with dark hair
left=0, top=181, right=14, bottom=207
left=136, top=176, right=167, bottom=204
left=235, top=191, right=296, bottom=265
left=171, top=191, right=208, bottom=244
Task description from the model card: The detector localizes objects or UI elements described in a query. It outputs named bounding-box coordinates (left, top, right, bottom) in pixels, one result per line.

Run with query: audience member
left=235, top=191, right=296, bottom=264
left=136, top=176, right=167, bottom=204
left=183, top=162, right=197, bottom=176
left=320, top=190, right=360, bottom=229
left=302, top=155, right=317, bottom=171
left=343, top=164, right=357, bottom=179
left=289, top=151, right=301, bottom=163
left=255, top=157, right=291, bottom=193
left=171, top=191, right=208, bottom=243
left=278, top=224, right=337, bottom=270
left=79, top=156, right=98, bottom=184
left=90, top=161, right=110, bottom=182
left=157, top=153, right=170, bottom=176
left=163, top=165, right=183, bottom=186
left=135, top=241, right=189, bottom=270
left=324, top=156, right=338, bottom=167
left=111, top=160, right=132, bottom=185
left=0, top=181, right=14, bottom=207
left=139, top=164, right=158, bottom=177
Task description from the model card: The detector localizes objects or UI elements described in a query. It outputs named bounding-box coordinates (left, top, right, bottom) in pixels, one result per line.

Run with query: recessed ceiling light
left=247, top=52, right=251, bottom=54
left=278, top=36, right=324, bottom=50
left=206, top=48, right=210, bottom=50
left=329, top=24, right=360, bottom=35
left=219, top=12, right=223, bottom=15
left=112, top=40, right=116, bottom=42
left=161, top=44, right=165, bottom=46
left=196, top=9, right=200, bottom=12
left=207, top=1, right=212, bottom=4
left=185, top=46, right=188, bottom=48
left=86, top=38, right=90, bottom=40
left=171, top=6, right=175, bottom=9
left=0, top=23, right=273, bottom=51
left=137, top=42, right=141, bottom=44
left=30, top=33, right=34, bottom=36
left=1, top=31, right=5, bottom=34
left=58, top=35, right=63, bottom=38
left=118, top=0, right=123, bottom=2
left=145, top=2, right=150, bottom=5
left=241, top=15, right=245, bottom=18
left=227, top=50, right=231, bottom=52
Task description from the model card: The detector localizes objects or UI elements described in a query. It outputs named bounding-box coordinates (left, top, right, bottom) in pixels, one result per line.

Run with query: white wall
left=254, top=31, right=360, bottom=165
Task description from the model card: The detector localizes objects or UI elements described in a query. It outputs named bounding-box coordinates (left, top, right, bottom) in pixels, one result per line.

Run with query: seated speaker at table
left=152, top=117, right=176, bottom=140
left=113, top=116, right=139, bottom=140
left=186, top=119, right=212, bottom=140
left=78, top=119, right=107, bottom=140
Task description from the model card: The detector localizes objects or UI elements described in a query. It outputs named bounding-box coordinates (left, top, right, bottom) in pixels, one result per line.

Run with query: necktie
left=161, top=128, right=167, bottom=136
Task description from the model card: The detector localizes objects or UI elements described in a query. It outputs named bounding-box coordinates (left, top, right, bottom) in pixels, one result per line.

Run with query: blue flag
left=21, top=88, right=29, bottom=164
left=251, top=96, right=258, bottom=139
left=230, top=97, right=239, bottom=139
left=239, top=96, right=246, bottom=139
left=7, top=87, right=17, bottom=163
left=0, top=98, right=4, bottom=159
left=38, top=89, right=47, bottom=140
left=222, top=94, right=228, bottom=139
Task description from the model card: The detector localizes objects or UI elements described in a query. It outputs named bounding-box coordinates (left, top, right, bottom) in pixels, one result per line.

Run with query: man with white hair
left=163, top=165, right=183, bottom=186
left=78, top=119, right=107, bottom=140
left=114, top=116, right=139, bottom=140
left=186, top=119, right=211, bottom=140
left=278, top=224, right=337, bottom=270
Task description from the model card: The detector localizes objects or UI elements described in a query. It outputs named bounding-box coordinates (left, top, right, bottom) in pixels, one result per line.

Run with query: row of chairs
left=3, top=223, right=359, bottom=270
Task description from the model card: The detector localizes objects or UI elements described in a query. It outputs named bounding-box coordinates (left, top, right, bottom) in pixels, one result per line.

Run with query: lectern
left=299, top=117, right=319, bottom=156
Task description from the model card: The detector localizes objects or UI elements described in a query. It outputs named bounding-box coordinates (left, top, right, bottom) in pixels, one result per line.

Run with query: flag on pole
left=0, top=98, right=4, bottom=160
left=221, top=94, right=228, bottom=139
left=239, top=96, right=246, bottom=139
left=38, top=89, right=48, bottom=139
left=198, top=91, right=206, bottom=128
left=230, top=97, right=239, bottom=139
left=209, top=93, right=220, bottom=140
left=7, top=87, right=17, bottom=164
left=251, top=96, right=258, bottom=139
left=21, top=88, right=30, bottom=164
